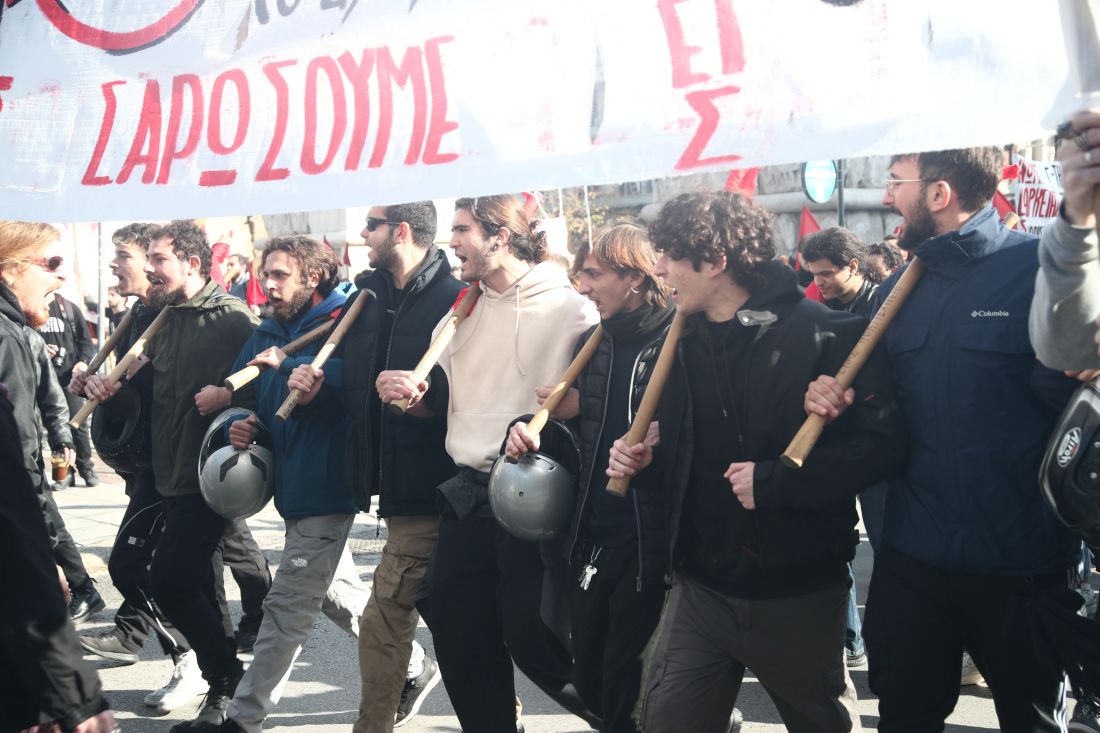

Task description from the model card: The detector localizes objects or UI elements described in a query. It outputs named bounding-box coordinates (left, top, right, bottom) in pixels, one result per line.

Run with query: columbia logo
left=970, top=310, right=1010, bottom=318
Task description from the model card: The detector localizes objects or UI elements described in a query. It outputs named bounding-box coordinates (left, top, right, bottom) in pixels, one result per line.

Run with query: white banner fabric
left=0, top=0, right=1082, bottom=222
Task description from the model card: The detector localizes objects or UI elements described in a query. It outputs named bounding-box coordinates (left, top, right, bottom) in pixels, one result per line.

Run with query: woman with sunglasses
left=0, top=220, right=117, bottom=733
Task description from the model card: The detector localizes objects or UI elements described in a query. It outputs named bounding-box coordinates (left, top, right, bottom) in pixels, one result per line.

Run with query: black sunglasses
left=365, top=217, right=401, bottom=232
left=31, top=255, right=64, bottom=272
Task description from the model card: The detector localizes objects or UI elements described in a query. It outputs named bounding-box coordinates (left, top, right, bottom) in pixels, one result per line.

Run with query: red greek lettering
left=117, top=80, right=162, bottom=185
left=422, top=36, right=459, bottom=165
left=157, top=74, right=203, bottom=185
left=256, top=59, right=296, bottom=182
left=338, top=49, right=376, bottom=171
left=301, top=55, right=348, bottom=175
left=371, top=45, right=427, bottom=168
left=676, top=85, right=743, bottom=169
left=81, top=80, right=126, bottom=186
left=658, top=0, right=708, bottom=89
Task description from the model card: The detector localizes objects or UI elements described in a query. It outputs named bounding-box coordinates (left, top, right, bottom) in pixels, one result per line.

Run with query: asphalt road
left=56, top=463, right=1011, bottom=732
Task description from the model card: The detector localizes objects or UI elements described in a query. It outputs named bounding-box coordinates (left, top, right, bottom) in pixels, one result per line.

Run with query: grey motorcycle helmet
left=1040, top=381, right=1100, bottom=548
left=488, top=414, right=581, bottom=541
left=198, top=407, right=275, bottom=520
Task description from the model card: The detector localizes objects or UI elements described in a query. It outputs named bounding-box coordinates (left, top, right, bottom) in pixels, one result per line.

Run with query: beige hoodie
left=437, top=261, right=597, bottom=472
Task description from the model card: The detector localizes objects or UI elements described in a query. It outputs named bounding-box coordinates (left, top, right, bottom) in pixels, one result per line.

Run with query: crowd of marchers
left=1, top=109, right=1099, bottom=733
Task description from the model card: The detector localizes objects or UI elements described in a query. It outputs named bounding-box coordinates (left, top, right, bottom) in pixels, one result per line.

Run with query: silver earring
left=630, top=286, right=641, bottom=294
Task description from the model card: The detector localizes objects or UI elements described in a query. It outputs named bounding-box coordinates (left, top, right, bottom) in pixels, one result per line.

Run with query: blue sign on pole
left=802, top=160, right=838, bottom=204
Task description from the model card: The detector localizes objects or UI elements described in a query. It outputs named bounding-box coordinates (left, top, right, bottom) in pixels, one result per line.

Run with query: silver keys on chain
left=579, top=564, right=598, bottom=590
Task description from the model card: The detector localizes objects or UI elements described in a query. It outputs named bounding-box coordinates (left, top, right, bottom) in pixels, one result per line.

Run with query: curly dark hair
left=112, top=222, right=157, bottom=252
left=455, top=194, right=547, bottom=265
left=149, top=220, right=211, bottom=278
left=261, top=235, right=341, bottom=296
left=649, top=191, right=774, bottom=291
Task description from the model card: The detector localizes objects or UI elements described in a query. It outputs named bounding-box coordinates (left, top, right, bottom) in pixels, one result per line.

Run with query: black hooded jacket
left=647, top=261, right=907, bottom=597
left=324, top=246, right=464, bottom=516
left=566, top=303, right=675, bottom=591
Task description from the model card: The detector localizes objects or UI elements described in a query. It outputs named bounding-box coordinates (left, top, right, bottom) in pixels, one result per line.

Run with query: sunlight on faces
left=262, top=250, right=317, bottom=324
left=111, top=244, right=149, bottom=298
left=362, top=206, right=398, bottom=272
left=884, top=158, right=937, bottom=251
left=576, top=254, right=642, bottom=319
left=804, top=258, right=858, bottom=301
left=7, top=239, right=65, bottom=327
left=144, top=239, right=192, bottom=309
left=449, top=207, right=498, bottom=283
left=654, top=251, right=721, bottom=316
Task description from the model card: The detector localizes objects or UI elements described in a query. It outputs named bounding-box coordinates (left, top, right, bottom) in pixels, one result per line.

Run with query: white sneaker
left=144, top=650, right=207, bottom=712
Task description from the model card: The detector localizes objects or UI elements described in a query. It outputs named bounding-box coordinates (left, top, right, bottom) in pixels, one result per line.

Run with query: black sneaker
left=235, top=627, right=258, bottom=654
left=1071, top=695, right=1100, bottom=733
left=394, top=656, right=441, bottom=727
left=81, top=469, right=100, bottom=487
left=51, top=473, right=74, bottom=491
left=69, top=580, right=105, bottom=623
left=170, top=660, right=244, bottom=733
left=79, top=628, right=139, bottom=664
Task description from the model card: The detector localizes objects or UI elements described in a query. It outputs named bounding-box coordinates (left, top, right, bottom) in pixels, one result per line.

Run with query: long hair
left=573, top=220, right=670, bottom=308
left=455, top=194, right=548, bottom=264
left=0, top=221, right=60, bottom=275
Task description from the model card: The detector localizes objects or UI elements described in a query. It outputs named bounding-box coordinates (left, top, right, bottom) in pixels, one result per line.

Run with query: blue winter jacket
left=228, top=284, right=357, bottom=519
left=876, top=206, right=1080, bottom=576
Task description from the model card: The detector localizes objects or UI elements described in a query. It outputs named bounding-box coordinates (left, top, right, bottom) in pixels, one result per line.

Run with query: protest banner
left=0, top=0, right=1079, bottom=223
left=1013, top=156, right=1064, bottom=235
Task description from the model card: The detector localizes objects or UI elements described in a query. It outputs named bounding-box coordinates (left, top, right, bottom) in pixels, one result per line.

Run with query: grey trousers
left=228, top=514, right=369, bottom=733
left=643, top=574, right=860, bottom=733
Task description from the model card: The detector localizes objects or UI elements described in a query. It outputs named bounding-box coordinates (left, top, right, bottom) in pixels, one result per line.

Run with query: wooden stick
left=507, top=325, right=605, bottom=463
left=85, top=307, right=134, bottom=373
left=1002, top=211, right=1020, bottom=229
left=606, top=311, right=686, bottom=497
left=223, top=316, right=336, bottom=392
left=275, top=290, right=372, bottom=421
left=391, top=284, right=482, bottom=414
left=69, top=308, right=171, bottom=428
left=781, top=257, right=926, bottom=469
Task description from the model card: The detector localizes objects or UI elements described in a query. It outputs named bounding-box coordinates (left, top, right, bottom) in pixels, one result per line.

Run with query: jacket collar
left=0, top=282, right=26, bottom=328
left=601, top=303, right=675, bottom=345
left=171, top=278, right=225, bottom=311
left=913, top=206, right=1018, bottom=277
left=684, top=260, right=802, bottom=341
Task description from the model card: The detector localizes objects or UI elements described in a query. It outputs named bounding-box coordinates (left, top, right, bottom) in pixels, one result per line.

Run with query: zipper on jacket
left=375, top=285, right=410, bottom=502
left=570, top=339, right=612, bottom=563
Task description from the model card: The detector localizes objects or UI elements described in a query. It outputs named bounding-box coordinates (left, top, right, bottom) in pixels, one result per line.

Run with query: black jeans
left=569, top=543, right=665, bottom=733
left=42, top=484, right=90, bottom=589
left=430, top=512, right=575, bottom=732
left=62, top=390, right=93, bottom=475
left=149, top=494, right=237, bottom=681
left=108, top=474, right=189, bottom=658
left=864, top=547, right=1072, bottom=732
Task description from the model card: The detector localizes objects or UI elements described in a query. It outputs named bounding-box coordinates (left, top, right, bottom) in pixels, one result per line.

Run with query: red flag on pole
left=210, top=242, right=229, bottom=288
left=245, top=262, right=267, bottom=306
left=724, top=167, right=760, bottom=198
left=798, top=206, right=822, bottom=240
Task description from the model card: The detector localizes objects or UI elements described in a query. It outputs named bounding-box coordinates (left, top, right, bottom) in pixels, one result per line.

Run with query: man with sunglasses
left=288, top=202, right=461, bottom=732
left=805, top=147, right=1083, bottom=732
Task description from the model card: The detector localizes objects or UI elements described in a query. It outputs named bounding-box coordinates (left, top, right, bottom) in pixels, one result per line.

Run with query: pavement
left=55, top=461, right=1010, bottom=732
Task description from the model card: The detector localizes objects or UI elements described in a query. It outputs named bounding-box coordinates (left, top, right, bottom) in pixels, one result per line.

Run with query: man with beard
left=72, top=223, right=207, bottom=713
left=85, top=220, right=260, bottom=731
left=805, top=147, right=1084, bottom=732
left=0, top=220, right=117, bottom=733
left=371, top=194, right=598, bottom=732
left=287, top=202, right=459, bottom=732
left=180, top=235, right=376, bottom=733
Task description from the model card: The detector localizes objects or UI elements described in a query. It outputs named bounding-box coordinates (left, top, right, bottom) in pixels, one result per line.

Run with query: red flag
left=798, top=207, right=822, bottom=241
left=245, top=262, right=267, bottom=306
left=343, top=243, right=352, bottom=266
left=724, top=167, right=760, bottom=198
left=210, top=242, right=229, bottom=288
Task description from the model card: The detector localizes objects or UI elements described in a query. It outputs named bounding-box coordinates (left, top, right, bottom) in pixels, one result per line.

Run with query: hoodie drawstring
left=513, top=287, right=527, bottom=378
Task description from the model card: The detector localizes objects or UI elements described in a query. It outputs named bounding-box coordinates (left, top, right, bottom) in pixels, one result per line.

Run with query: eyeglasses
left=27, top=255, right=64, bottom=272
left=365, top=217, right=401, bottom=232
left=883, top=178, right=933, bottom=194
